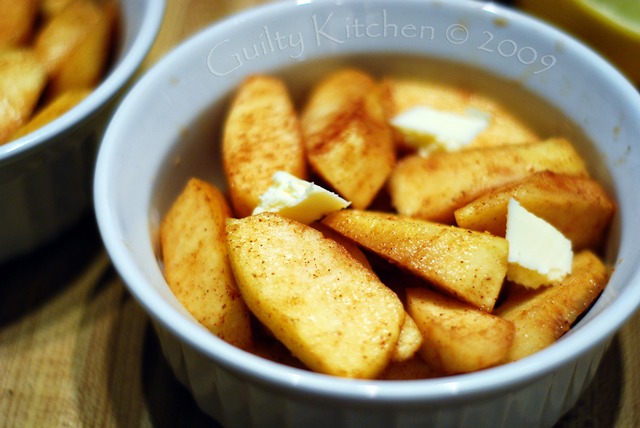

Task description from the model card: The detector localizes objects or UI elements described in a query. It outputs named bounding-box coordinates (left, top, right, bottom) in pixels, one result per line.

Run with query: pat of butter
left=390, top=106, right=489, bottom=156
left=505, top=198, right=573, bottom=288
left=253, top=171, right=350, bottom=224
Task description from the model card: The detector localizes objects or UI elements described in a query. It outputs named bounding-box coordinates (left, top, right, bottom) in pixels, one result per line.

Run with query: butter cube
left=505, top=198, right=573, bottom=288
left=253, top=171, right=350, bottom=224
left=390, top=106, right=489, bottom=156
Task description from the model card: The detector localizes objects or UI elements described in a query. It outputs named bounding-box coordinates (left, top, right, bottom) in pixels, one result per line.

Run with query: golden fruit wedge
left=406, top=287, right=515, bottom=375
left=301, top=68, right=395, bottom=210
left=495, top=250, right=609, bottom=362
left=226, top=212, right=405, bottom=379
left=0, top=0, right=37, bottom=47
left=390, top=313, right=423, bottom=363
left=321, top=209, right=508, bottom=312
left=0, top=48, right=47, bottom=144
left=454, top=171, right=616, bottom=250
left=160, top=178, right=253, bottom=349
left=389, top=137, right=588, bottom=224
left=223, top=74, right=307, bottom=217
left=34, top=0, right=116, bottom=97
left=10, top=88, right=90, bottom=140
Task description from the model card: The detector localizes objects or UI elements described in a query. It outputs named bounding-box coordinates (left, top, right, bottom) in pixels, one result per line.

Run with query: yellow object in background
left=517, top=0, right=640, bottom=84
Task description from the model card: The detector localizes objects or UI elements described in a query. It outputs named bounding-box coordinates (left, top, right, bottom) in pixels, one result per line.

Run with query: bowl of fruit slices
left=94, top=1, right=639, bottom=427
left=0, top=0, right=164, bottom=262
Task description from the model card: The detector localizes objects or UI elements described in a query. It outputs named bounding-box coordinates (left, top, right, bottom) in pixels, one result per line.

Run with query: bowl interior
left=95, top=0, right=640, bottom=400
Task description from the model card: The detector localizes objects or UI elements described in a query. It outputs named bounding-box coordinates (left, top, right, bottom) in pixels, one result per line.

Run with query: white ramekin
left=95, top=1, right=640, bottom=427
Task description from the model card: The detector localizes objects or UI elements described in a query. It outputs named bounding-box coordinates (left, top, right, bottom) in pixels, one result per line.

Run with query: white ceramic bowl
left=94, top=1, right=640, bottom=427
left=0, top=0, right=165, bottom=262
